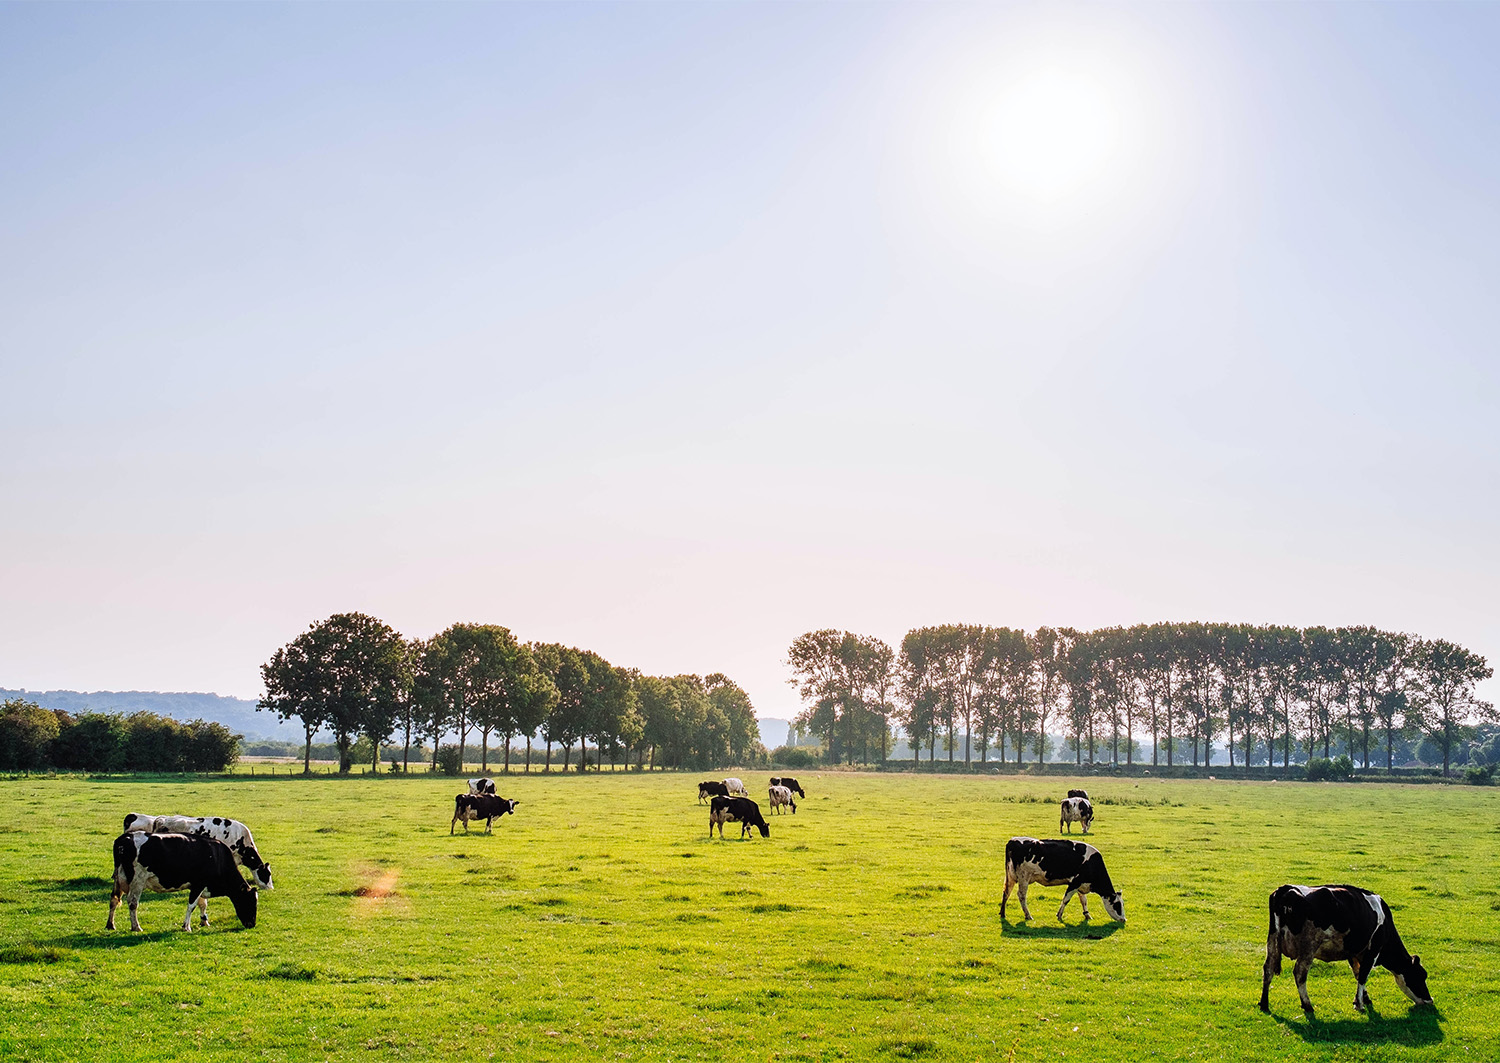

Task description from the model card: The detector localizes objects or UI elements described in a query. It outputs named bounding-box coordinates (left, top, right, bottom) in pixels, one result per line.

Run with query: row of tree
left=258, top=613, right=762, bottom=773
left=0, top=699, right=241, bottom=773
left=787, top=623, right=1493, bottom=775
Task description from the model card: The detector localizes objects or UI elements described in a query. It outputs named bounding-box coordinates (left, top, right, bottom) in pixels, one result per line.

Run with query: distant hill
left=0, top=689, right=320, bottom=742
left=756, top=717, right=790, bottom=749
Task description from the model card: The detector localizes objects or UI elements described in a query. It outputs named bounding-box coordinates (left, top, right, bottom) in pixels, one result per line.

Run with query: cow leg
left=1259, top=932, right=1280, bottom=1012
left=128, top=890, right=143, bottom=933
left=197, top=892, right=211, bottom=927
left=1350, top=958, right=1370, bottom=1011
left=1017, top=881, right=1033, bottom=921
left=1079, top=892, right=1091, bottom=920
left=183, top=887, right=208, bottom=931
left=485, top=816, right=493, bottom=835
left=107, top=882, right=122, bottom=930
left=1293, top=957, right=1315, bottom=1015
left=1057, top=887, right=1077, bottom=921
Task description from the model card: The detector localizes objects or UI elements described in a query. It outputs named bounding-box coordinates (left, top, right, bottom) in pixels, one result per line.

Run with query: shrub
left=52, top=712, right=128, bottom=772
left=771, top=745, right=819, bottom=769
left=1464, top=764, right=1494, bottom=786
left=1306, top=755, right=1354, bottom=782
left=435, top=745, right=463, bottom=775
left=0, top=700, right=62, bottom=771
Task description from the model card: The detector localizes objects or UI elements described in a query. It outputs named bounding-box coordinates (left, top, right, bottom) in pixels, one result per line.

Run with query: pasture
left=0, top=772, right=1496, bottom=1062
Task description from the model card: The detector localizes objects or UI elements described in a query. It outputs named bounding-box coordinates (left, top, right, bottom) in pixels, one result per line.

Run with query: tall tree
left=259, top=613, right=406, bottom=774
left=425, top=623, right=531, bottom=773
left=1412, top=639, right=1493, bottom=776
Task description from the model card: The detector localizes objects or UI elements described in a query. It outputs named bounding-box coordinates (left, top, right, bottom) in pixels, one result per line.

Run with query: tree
left=706, top=673, right=758, bottom=767
left=1412, top=639, right=1493, bottom=776
left=427, top=623, right=532, bottom=773
left=897, top=629, right=940, bottom=765
left=535, top=644, right=590, bottom=771
left=260, top=613, right=406, bottom=773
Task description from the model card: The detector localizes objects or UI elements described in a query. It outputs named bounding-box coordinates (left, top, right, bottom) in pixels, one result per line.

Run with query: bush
left=771, top=745, right=819, bottom=770
left=1464, top=764, right=1494, bottom=786
left=435, top=745, right=463, bottom=775
left=52, top=712, right=128, bottom=772
left=0, top=700, right=60, bottom=770
left=1306, top=755, right=1354, bottom=782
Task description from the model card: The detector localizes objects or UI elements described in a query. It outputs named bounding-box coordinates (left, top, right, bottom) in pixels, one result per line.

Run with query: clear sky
left=3, top=3, right=1497, bottom=719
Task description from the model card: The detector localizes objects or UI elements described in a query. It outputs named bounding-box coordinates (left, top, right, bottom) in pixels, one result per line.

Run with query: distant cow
left=108, top=832, right=258, bottom=932
left=1067, top=789, right=1089, bottom=800
left=1260, top=884, right=1433, bottom=1014
left=1060, top=797, right=1094, bottom=834
left=1001, top=837, right=1125, bottom=923
left=722, top=777, right=748, bottom=796
left=451, top=794, right=518, bottom=834
left=770, top=776, right=806, bottom=798
left=698, top=781, right=729, bottom=804
left=709, top=795, right=770, bottom=839
left=122, top=813, right=274, bottom=892
left=468, top=778, right=497, bottom=796
left=768, top=784, right=797, bottom=815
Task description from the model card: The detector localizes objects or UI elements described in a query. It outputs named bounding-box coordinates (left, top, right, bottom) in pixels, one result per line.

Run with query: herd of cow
left=101, top=778, right=1436, bottom=1018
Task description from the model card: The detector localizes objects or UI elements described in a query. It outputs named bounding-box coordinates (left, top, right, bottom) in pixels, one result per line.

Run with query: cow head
left=253, top=863, right=274, bottom=890
left=503, top=799, right=518, bottom=816
left=756, top=821, right=770, bottom=838
left=229, top=887, right=259, bottom=929
left=1395, top=956, right=1434, bottom=1006
left=1101, top=890, right=1125, bottom=923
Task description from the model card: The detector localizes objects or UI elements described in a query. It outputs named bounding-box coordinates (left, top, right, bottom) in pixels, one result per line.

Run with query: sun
left=980, top=64, right=1125, bottom=204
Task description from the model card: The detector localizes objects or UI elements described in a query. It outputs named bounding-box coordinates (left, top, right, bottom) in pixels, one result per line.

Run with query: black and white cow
left=468, top=778, right=497, bottom=796
left=1066, top=789, right=1089, bottom=800
left=1060, top=797, right=1093, bottom=834
left=698, top=781, right=729, bottom=804
left=770, top=776, right=806, bottom=798
left=451, top=793, right=519, bottom=834
left=709, top=795, right=770, bottom=839
left=1001, top=837, right=1125, bottom=923
left=722, top=777, right=748, bottom=796
left=122, top=813, right=274, bottom=891
left=768, top=784, right=797, bottom=815
left=108, top=832, right=258, bottom=932
left=1260, top=884, right=1434, bottom=1015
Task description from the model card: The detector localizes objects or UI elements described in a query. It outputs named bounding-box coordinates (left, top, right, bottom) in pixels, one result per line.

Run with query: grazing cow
left=768, top=784, right=797, bottom=815
left=122, top=813, right=274, bottom=891
left=468, top=778, right=497, bottom=796
left=108, top=832, right=258, bottom=932
left=770, top=776, right=806, bottom=798
left=698, top=780, right=729, bottom=804
left=1067, top=789, right=1089, bottom=799
left=709, top=795, right=770, bottom=839
left=1060, top=797, right=1094, bottom=834
left=451, top=794, right=519, bottom=834
left=1260, top=884, right=1433, bottom=1015
left=1001, top=837, right=1125, bottom=923
left=722, top=777, right=748, bottom=796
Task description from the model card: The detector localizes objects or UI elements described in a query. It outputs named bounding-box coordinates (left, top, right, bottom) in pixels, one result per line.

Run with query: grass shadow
left=998, top=919, right=1123, bottom=941
left=38, top=929, right=181, bottom=950
left=36, top=876, right=113, bottom=893
left=1269, top=1003, right=1443, bottom=1046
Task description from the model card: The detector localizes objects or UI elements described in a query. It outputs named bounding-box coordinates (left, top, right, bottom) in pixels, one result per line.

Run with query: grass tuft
left=0, top=943, right=72, bottom=964
left=265, top=962, right=319, bottom=981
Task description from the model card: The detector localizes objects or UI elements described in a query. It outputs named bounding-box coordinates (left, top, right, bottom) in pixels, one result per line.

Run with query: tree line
left=0, top=698, right=240, bottom=773
left=258, top=613, right=762, bottom=774
left=787, top=623, right=1494, bottom=776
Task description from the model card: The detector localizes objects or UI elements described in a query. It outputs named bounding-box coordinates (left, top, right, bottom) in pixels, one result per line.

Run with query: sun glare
left=982, top=66, right=1123, bottom=203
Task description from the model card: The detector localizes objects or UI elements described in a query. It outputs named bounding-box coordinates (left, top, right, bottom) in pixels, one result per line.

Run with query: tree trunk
left=480, top=730, right=489, bottom=773
left=545, top=739, right=552, bottom=772
left=525, top=736, right=532, bottom=773
left=504, top=734, right=511, bottom=774
left=304, top=720, right=314, bottom=775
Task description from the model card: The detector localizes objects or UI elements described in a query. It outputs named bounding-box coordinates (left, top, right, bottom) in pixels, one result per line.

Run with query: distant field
left=0, top=773, right=1495, bottom=1062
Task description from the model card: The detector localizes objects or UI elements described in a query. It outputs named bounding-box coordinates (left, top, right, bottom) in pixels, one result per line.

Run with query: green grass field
left=0, top=772, right=1495, bottom=1061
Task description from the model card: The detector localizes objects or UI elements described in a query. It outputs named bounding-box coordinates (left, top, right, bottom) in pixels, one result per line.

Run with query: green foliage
left=434, top=744, right=463, bottom=775
left=771, top=744, right=819, bottom=769
left=0, top=700, right=61, bottom=770
left=0, top=773, right=1495, bottom=1062
left=1306, top=755, right=1355, bottom=781
left=1464, top=763, right=1494, bottom=786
